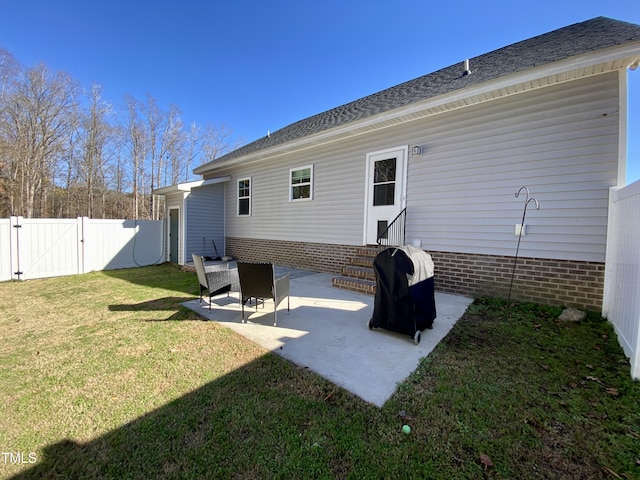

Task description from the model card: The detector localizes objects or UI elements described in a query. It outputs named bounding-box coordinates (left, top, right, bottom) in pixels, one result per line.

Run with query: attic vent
left=463, top=59, right=472, bottom=76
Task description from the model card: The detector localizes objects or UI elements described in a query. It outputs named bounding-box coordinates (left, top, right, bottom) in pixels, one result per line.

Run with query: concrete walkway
left=183, top=267, right=473, bottom=407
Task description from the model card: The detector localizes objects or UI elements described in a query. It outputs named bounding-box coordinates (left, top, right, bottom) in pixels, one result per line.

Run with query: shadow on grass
left=108, top=297, right=206, bottom=322
left=108, top=295, right=241, bottom=322
left=9, top=354, right=361, bottom=479
left=101, top=263, right=198, bottom=296
left=109, top=297, right=195, bottom=312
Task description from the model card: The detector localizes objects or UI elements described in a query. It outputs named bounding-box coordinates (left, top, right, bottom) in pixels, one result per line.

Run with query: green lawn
left=0, top=264, right=638, bottom=479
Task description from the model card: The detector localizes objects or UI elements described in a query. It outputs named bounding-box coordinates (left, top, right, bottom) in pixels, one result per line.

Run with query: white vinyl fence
left=603, top=180, right=640, bottom=380
left=0, top=217, right=164, bottom=282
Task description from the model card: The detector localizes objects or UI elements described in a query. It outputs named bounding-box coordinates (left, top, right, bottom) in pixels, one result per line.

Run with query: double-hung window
left=237, top=177, right=251, bottom=216
left=290, top=165, right=313, bottom=201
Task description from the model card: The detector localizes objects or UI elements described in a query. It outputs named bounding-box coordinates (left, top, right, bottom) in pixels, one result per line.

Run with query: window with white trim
left=237, top=177, right=251, bottom=216
left=289, top=165, right=313, bottom=201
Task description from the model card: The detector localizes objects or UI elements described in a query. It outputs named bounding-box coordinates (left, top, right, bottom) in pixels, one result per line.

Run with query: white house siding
left=185, top=183, right=226, bottom=259
left=213, top=71, right=619, bottom=266
left=404, top=71, right=620, bottom=263
left=213, top=134, right=382, bottom=246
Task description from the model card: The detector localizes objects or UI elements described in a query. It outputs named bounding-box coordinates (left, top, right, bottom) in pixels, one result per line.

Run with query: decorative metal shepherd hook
left=507, top=187, right=540, bottom=305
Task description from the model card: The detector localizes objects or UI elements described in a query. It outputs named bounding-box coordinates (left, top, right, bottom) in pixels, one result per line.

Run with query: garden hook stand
left=507, top=187, right=540, bottom=306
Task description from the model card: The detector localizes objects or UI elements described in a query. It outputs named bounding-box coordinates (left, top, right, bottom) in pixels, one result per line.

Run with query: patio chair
left=192, top=254, right=234, bottom=310
left=236, top=262, right=290, bottom=326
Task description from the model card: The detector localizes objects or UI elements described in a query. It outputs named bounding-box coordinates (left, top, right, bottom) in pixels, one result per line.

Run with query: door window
left=373, top=158, right=396, bottom=206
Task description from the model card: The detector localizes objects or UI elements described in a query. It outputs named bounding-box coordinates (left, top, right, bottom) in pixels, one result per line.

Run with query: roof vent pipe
left=463, top=59, right=472, bottom=76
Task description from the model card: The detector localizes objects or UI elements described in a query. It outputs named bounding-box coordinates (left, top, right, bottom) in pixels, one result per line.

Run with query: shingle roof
left=196, top=16, right=640, bottom=172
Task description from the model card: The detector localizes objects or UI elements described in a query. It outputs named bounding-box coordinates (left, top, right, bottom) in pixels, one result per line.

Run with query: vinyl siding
left=211, top=71, right=620, bottom=263
left=185, top=183, right=226, bottom=259
left=404, top=71, right=620, bottom=262
left=214, top=138, right=375, bottom=245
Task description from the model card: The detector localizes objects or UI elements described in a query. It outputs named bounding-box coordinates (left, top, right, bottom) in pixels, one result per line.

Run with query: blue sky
left=1, top=0, right=639, bottom=183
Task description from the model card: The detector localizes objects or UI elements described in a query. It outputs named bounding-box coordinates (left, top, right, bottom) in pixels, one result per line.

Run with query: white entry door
left=364, top=146, right=407, bottom=245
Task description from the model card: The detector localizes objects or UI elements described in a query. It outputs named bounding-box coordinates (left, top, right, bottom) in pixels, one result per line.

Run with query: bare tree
left=59, top=102, right=82, bottom=217
left=0, top=49, right=19, bottom=102
left=143, top=96, right=189, bottom=219
left=1, top=63, right=77, bottom=217
left=105, top=128, right=132, bottom=218
left=143, top=95, right=162, bottom=220
left=0, top=49, right=20, bottom=215
left=152, top=106, right=184, bottom=219
left=161, top=105, right=184, bottom=187
left=79, top=84, right=112, bottom=217
left=182, top=122, right=200, bottom=183
left=112, top=129, right=129, bottom=198
left=200, top=123, right=237, bottom=165
left=124, top=95, right=147, bottom=220
left=0, top=48, right=240, bottom=220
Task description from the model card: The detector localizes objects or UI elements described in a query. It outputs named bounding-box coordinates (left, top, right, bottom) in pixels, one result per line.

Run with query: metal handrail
left=376, top=207, right=406, bottom=247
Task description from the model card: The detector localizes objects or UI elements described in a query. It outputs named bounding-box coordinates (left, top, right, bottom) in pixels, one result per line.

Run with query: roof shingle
left=196, top=17, right=640, bottom=171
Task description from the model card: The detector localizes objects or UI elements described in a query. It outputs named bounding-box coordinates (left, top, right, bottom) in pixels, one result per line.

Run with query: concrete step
left=331, top=276, right=376, bottom=295
left=341, top=265, right=375, bottom=282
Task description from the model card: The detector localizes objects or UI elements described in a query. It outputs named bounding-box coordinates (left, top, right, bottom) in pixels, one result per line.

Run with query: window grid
left=290, top=165, right=313, bottom=201
left=238, top=177, right=251, bottom=216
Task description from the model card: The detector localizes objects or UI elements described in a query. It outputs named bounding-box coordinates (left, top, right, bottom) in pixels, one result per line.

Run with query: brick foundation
left=430, top=251, right=604, bottom=310
left=226, top=237, right=604, bottom=310
left=226, top=237, right=360, bottom=275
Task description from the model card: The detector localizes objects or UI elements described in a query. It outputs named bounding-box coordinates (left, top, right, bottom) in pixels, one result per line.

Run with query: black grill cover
left=371, top=247, right=436, bottom=337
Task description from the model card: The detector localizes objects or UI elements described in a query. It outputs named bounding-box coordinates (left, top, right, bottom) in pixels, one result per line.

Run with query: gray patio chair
left=236, top=262, right=290, bottom=326
left=192, top=254, right=234, bottom=310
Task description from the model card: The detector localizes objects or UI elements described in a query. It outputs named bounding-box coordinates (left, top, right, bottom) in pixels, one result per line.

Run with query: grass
left=0, top=264, right=638, bottom=479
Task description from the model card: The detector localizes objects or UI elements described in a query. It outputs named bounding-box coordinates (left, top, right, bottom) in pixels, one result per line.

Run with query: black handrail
left=377, top=207, right=406, bottom=247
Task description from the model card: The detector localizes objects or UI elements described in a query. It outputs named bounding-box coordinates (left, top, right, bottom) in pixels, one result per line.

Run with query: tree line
left=0, top=48, right=238, bottom=219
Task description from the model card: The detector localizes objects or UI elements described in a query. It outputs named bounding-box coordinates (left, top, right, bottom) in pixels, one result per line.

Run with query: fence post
left=77, top=217, right=87, bottom=274
left=602, top=187, right=619, bottom=319
left=10, top=216, right=23, bottom=280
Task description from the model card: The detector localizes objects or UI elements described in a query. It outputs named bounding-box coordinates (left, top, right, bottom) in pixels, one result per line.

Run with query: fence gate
left=11, top=217, right=82, bottom=280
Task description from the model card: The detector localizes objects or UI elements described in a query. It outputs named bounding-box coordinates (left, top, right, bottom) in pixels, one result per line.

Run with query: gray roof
left=196, top=16, right=640, bottom=172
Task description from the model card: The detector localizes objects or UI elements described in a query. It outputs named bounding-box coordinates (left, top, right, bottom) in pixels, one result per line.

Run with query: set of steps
left=331, top=247, right=379, bottom=295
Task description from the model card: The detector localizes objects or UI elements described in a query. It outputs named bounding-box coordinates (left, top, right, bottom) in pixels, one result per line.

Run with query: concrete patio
left=183, top=267, right=473, bottom=407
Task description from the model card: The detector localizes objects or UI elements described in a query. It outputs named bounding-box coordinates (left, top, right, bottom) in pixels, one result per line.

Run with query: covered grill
left=368, top=245, right=436, bottom=344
